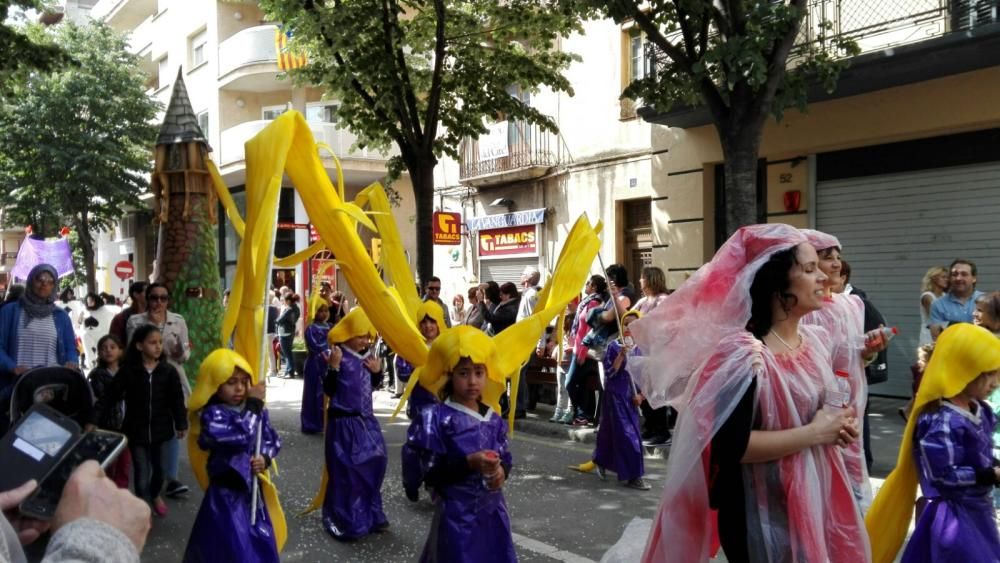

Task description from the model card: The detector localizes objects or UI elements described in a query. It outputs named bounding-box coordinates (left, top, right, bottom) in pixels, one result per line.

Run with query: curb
left=514, top=415, right=671, bottom=460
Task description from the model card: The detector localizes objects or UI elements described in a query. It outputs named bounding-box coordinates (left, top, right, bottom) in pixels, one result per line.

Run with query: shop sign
left=432, top=211, right=462, bottom=245
left=477, top=121, right=509, bottom=161
left=478, top=225, right=537, bottom=257
left=466, top=208, right=545, bottom=232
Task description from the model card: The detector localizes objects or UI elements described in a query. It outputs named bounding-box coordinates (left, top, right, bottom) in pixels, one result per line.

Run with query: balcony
left=218, top=25, right=284, bottom=92
left=91, top=0, right=157, bottom=30
left=459, top=119, right=569, bottom=186
left=218, top=120, right=397, bottom=183
left=641, top=0, right=1000, bottom=127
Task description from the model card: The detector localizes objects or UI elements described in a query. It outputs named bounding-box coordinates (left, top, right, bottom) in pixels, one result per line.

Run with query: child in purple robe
left=398, top=302, right=446, bottom=421
left=318, top=308, right=389, bottom=540
left=301, top=303, right=331, bottom=434
left=183, top=350, right=281, bottom=563
left=403, top=326, right=517, bottom=563
left=592, top=311, right=649, bottom=490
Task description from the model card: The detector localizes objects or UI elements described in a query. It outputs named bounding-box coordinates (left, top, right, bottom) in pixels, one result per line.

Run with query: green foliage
left=0, top=21, right=160, bottom=288
left=593, top=0, right=857, bottom=122
left=259, top=0, right=584, bottom=179
left=0, top=1, right=74, bottom=97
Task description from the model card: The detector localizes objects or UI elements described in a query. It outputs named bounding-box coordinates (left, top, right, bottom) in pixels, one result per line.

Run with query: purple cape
left=405, top=400, right=516, bottom=563
left=592, top=341, right=644, bottom=482
left=184, top=403, right=281, bottom=563
left=902, top=400, right=1000, bottom=562
left=301, top=322, right=330, bottom=433
left=322, top=348, right=388, bottom=539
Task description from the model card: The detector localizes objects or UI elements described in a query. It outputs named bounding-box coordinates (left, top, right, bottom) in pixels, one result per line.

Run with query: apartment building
left=642, top=1, right=1000, bottom=396
left=432, top=17, right=663, bottom=299
left=86, top=0, right=412, bottom=297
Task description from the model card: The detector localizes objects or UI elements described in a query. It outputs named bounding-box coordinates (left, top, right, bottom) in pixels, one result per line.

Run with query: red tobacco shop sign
left=432, top=211, right=462, bottom=246
left=478, top=224, right=537, bottom=257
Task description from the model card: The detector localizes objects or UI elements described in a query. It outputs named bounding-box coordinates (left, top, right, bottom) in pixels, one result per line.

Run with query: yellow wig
left=327, top=307, right=376, bottom=345
left=187, top=348, right=287, bottom=551
left=866, top=323, right=1000, bottom=562
left=415, top=326, right=506, bottom=411
left=415, top=300, right=447, bottom=333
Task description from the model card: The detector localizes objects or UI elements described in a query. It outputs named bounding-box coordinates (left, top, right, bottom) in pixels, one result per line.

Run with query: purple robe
left=902, top=400, right=1000, bottom=563
left=592, top=341, right=644, bottom=482
left=301, top=322, right=330, bottom=434
left=404, top=400, right=516, bottom=563
left=397, top=355, right=440, bottom=419
left=184, top=402, right=281, bottom=563
left=322, top=347, right=388, bottom=539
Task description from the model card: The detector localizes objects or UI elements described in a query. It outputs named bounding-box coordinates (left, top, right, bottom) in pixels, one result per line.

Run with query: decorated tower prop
left=150, top=69, right=223, bottom=386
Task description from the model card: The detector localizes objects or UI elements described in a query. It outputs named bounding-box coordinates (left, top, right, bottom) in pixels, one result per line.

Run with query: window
left=306, top=102, right=339, bottom=124
left=157, top=56, right=170, bottom=90
left=190, top=29, right=207, bottom=67
left=197, top=111, right=209, bottom=140
left=262, top=104, right=289, bottom=120
left=629, top=28, right=646, bottom=83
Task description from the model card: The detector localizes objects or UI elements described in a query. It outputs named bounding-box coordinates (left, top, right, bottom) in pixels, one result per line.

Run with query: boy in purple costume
left=592, top=335, right=647, bottom=489
left=321, top=309, right=389, bottom=540
left=184, top=361, right=281, bottom=563
left=301, top=303, right=331, bottom=434
left=902, top=389, right=1000, bottom=562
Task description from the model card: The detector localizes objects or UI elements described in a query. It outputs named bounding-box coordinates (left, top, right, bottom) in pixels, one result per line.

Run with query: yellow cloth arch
left=865, top=324, right=1000, bottom=563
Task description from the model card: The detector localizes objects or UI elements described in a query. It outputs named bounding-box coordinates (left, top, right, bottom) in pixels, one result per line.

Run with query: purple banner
left=11, top=237, right=75, bottom=281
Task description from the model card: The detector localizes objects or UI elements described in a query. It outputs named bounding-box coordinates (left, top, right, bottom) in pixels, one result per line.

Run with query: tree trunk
left=75, top=215, right=97, bottom=294
left=718, top=116, right=766, bottom=239
left=410, top=159, right=437, bottom=286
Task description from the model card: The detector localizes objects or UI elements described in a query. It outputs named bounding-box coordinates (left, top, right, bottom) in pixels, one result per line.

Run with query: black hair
left=59, top=288, right=75, bottom=302
left=484, top=281, right=501, bottom=303
left=605, top=263, right=629, bottom=287
left=840, top=259, right=852, bottom=284
left=589, top=274, right=608, bottom=296
left=124, top=324, right=163, bottom=366
left=950, top=258, right=978, bottom=277
left=438, top=357, right=481, bottom=402
left=128, top=281, right=148, bottom=299
left=85, top=292, right=103, bottom=310
left=499, top=282, right=519, bottom=299
left=746, top=247, right=800, bottom=338
left=4, top=284, right=24, bottom=304
left=96, top=334, right=124, bottom=368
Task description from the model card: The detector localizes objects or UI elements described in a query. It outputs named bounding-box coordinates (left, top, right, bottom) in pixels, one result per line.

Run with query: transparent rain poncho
left=628, top=224, right=871, bottom=562
left=800, top=229, right=872, bottom=510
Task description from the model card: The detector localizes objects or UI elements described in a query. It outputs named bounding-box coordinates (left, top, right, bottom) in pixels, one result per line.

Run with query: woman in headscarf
left=628, top=224, right=870, bottom=562
left=0, top=264, right=80, bottom=432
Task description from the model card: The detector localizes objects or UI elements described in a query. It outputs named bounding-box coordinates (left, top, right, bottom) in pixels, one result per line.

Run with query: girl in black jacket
left=88, top=333, right=131, bottom=488
left=98, top=324, right=188, bottom=517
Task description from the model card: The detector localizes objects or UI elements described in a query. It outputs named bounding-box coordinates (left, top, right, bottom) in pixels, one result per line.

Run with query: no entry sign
left=114, top=260, right=134, bottom=280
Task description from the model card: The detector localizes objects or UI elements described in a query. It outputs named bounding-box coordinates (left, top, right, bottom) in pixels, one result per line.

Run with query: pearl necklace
left=769, top=329, right=802, bottom=351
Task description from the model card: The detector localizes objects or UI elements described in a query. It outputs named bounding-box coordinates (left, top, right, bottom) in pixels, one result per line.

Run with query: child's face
left=99, top=339, right=122, bottom=365
left=419, top=318, right=439, bottom=341
left=315, top=306, right=330, bottom=324
left=344, top=334, right=370, bottom=353
left=974, top=302, right=998, bottom=332
left=964, top=370, right=1000, bottom=401
left=137, top=331, right=163, bottom=360
left=451, top=358, right=487, bottom=404
left=217, top=369, right=251, bottom=406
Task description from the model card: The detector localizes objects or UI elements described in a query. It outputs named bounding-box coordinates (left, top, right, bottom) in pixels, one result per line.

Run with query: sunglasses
left=148, top=294, right=169, bottom=302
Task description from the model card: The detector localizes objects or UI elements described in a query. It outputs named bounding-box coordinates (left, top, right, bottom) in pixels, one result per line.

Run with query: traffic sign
left=114, top=260, right=134, bottom=280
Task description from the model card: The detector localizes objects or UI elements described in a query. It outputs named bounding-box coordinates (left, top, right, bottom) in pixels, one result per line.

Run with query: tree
left=0, top=22, right=159, bottom=292
left=0, top=1, right=73, bottom=96
left=590, top=0, right=857, bottom=236
left=258, top=0, right=584, bottom=284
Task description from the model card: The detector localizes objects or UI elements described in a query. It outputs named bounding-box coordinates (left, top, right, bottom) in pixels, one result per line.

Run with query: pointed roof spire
left=156, top=68, right=210, bottom=149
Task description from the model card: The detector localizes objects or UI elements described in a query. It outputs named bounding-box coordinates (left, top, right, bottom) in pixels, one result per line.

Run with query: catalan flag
left=274, top=27, right=307, bottom=71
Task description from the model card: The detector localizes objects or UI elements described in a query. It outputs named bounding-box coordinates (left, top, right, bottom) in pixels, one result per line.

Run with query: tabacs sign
left=478, top=225, right=537, bottom=258
left=432, top=211, right=462, bottom=246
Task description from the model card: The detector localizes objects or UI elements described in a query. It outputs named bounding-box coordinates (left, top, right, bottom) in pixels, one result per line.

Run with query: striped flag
left=274, top=27, right=307, bottom=71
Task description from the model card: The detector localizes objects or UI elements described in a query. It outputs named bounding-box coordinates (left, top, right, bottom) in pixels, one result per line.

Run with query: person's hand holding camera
left=0, top=480, right=50, bottom=545
left=53, top=460, right=151, bottom=552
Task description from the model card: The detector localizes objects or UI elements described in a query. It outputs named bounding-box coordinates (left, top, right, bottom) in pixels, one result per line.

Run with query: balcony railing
left=459, top=119, right=568, bottom=182
left=218, top=25, right=280, bottom=79
left=646, top=0, right=999, bottom=76
left=219, top=120, right=396, bottom=167
left=91, top=0, right=156, bottom=29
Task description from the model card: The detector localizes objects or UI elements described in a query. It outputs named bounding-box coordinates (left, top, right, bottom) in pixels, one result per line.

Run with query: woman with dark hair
left=463, top=285, right=485, bottom=330
left=477, top=281, right=518, bottom=336
left=626, top=224, right=869, bottom=562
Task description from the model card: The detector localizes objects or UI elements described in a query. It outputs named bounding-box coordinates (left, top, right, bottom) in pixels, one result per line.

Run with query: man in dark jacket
left=480, top=282, right=520, bottom=336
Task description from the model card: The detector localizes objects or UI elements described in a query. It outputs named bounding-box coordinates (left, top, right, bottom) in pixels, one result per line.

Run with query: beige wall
left=651, top=67, right=1000, bottom=280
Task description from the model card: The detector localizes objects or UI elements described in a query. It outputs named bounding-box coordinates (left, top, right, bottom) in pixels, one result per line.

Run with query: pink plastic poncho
left=628, top=224, right=871, bottom=563
left=800, top=229, right=872, bottom=509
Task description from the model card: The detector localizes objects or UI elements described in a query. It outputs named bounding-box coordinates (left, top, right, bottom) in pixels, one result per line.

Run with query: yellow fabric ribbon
left=866, top=323, right=1000, bottom=563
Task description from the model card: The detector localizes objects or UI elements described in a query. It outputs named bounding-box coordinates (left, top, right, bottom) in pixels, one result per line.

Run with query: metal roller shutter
left=817, top=162, right=1000, bottom=397
left=480, top=258, right=539, bottom=286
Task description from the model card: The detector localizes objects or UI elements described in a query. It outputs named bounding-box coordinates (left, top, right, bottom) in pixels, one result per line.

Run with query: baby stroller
left=9, top=366, right=94, bottom=430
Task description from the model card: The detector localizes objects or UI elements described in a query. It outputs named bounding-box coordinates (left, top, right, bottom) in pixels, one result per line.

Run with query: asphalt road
left=141, top=376, right=667, bottom=562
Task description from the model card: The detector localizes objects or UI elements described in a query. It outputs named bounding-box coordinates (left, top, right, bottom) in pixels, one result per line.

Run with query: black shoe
left=625, top=478, right=651, bottom=491
left=164, top=480, right=189, bottom=498
left=514, top=410, right=527, bottom=420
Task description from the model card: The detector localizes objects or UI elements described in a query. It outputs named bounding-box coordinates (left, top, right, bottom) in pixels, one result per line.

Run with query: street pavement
left=141, top=376, right=670, bottom=562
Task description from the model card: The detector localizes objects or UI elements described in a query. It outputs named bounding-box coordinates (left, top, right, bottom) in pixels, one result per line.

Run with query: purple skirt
left=901, top=494, right=1000, bottom=562
left=183, top=482, right=279, bottom=563
left=322, top=414, right=388, bottom=539
left=592, top=390, right=643, bottom=482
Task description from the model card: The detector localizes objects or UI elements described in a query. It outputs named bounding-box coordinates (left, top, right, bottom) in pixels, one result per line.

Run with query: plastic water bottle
left=825, top=369, right=851, bottom=408
left=865, top=326, right=898, bottom=345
